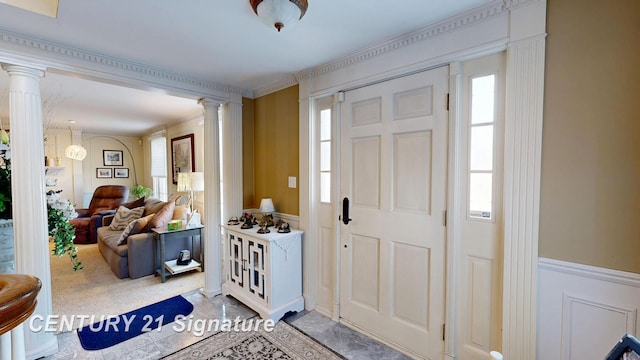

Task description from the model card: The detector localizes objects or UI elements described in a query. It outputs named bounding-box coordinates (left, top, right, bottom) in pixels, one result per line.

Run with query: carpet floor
left=162, top=320, right=345, bottom=360
left=50, top=243, right=204, bottom=331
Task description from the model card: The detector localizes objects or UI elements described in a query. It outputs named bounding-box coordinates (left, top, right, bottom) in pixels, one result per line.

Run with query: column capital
left=1, top=64, right=45, bottom=80
left=198, top=97, right=222, bottom=110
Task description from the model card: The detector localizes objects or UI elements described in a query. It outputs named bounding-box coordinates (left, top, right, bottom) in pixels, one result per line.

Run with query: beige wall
left=249, top=85, right=300, bottom=215
left=540, top=0, right=640, bottom=273
left=80, top=133, right=144, bottom=206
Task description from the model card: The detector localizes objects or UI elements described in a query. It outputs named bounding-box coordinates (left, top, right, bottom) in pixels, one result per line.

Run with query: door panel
left=340, top=66, right=449, bottom=359
left=349, top=234, right=381, bottom=310
left=394, top=131, right=432, bottom=213
left=352, top=136, right=380, bottom=208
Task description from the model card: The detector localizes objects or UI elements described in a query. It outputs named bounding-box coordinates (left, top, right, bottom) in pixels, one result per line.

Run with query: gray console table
left=152, top=225, right=204, bottom=283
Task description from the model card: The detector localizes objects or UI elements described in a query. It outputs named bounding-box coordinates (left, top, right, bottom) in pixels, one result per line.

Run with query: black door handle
left=342, top=197, right=352, bottom=225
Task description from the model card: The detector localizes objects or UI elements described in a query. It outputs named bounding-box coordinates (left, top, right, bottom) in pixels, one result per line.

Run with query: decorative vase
left=0, top=219, right=14, bottom=274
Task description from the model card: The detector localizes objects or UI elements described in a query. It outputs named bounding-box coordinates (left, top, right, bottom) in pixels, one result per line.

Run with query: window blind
left=150, top=136, right=167, bottom=177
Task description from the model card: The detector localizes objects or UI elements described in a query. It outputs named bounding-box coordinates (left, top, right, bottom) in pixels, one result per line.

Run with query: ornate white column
left=1, top=64, right=58, bottom=358
left=221, top=93, right=243, bottom=222
left=501, top=1, right=547, bottom=359
left=199, top=98, right=222, bottom=297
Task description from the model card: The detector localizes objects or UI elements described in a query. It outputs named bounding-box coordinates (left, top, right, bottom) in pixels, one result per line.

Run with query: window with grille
left=468, top=74, right=496, bottom=219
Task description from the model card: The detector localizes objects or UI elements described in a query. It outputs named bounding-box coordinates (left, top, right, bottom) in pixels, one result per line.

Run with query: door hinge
left=444, top=210, right=447, bottom=227
left=442, top=323, right=446, bottom=341
left=446, top=93, right=450, bottom=111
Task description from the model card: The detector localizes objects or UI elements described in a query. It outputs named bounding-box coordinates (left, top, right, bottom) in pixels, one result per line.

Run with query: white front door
left=339, top=66, right=449, bottom=359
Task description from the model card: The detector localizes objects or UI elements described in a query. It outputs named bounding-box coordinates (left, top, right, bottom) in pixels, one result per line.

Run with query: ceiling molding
left=252, top=75, right=299, bottom=98
left=251, top=2, right=510, bottom=98
left=295, top=1, right=507, bottom=83
left=0, top=27, right=247, bottom=100
left=506, top=0, right=542, bottom=10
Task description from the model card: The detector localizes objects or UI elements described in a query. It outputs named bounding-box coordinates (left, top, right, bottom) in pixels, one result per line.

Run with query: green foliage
left=131, top=184, right=153, bottom=200
left=48, top=208, right=83, bottom=271
left=0, top=129, right=11, bottom=219
left=47, top=190, right=83, bottom=271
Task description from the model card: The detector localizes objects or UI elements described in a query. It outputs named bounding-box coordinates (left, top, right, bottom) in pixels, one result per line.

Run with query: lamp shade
left=177, top=172, right=204, bottom=192
left=259, top=198, right=276, bottom=212
left=64, top=144, right=87, bottom=161
left=250, top=0, right=308, bottom=32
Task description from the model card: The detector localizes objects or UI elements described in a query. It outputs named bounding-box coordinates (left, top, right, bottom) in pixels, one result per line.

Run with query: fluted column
left=1, top=64, right=57, bottom=358
left=199, top=98, right=222, bottom=297
left=221, top=94, right=243, bottom=222
left=501, top=1, right=547, bottom=358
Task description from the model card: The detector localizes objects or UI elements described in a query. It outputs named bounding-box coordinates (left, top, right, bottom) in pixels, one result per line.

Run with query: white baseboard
left=538, top=258, right=640, bottom=360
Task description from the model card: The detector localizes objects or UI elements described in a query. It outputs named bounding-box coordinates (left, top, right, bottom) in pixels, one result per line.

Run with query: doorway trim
left=298, top=1, right=546, bottom=359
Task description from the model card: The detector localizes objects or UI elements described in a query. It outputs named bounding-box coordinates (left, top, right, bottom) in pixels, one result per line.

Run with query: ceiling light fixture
left=249, top=0, right=308, bottom=32
left=64, top=144, right=87, bottom=161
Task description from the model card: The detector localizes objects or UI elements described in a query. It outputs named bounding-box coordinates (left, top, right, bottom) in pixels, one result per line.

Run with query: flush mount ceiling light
left=249, top=0, right=308, bottom=32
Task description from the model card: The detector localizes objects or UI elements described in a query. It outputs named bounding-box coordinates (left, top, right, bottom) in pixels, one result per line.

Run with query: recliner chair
left=70, top=185, right=129, bottom=244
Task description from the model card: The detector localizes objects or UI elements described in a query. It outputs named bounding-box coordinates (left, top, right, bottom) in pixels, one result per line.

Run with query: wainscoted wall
left=538, top=258, right=640, bottom=360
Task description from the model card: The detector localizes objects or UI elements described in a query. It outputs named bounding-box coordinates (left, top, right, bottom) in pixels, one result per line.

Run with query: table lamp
left=177, top=172, right=204, bottom=225
left=259, top=198, right=276, bottom=214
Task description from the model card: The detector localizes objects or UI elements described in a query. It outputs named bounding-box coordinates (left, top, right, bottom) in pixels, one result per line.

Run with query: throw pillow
left=108, top=206, right=144, bottom=231
left=168, top=194, right=190, bottom=207
left=143, top=198, right=167, bottom=217
left=120, top=197, right=145, bottom=209
left=172, top=205, right=189, bottom=221
left=116, top=214, right=154, bottom=245
left=144, top=201, right=176, bottom=231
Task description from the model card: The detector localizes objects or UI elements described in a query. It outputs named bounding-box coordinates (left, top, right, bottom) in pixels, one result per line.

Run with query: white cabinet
left=221, top=224, right=304, bottom=321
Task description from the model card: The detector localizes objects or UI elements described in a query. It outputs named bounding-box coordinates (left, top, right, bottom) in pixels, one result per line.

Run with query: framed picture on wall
left=171, top=134, right=195, bottom=184
left=96, top=168, right=112, bottom=178
left=114, top=168, right=129, bottom=178
left=103, top=150, right=123, bottom=166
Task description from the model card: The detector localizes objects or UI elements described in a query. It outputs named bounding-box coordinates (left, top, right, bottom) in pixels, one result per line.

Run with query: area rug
left=162, top=320, right=345, bottom=360
left=78, top=294, right=194, bottom=351
left=50, top=243, right=204, bottom=331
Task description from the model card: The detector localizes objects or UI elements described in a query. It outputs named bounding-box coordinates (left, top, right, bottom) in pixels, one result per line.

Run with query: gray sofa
left=97, top=196, right=192, bottom=279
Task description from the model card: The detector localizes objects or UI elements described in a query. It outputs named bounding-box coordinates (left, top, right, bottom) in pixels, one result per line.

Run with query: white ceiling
left=0, top=0, right=489, bottom=136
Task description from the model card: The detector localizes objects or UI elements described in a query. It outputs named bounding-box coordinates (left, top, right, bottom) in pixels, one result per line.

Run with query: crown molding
left=0, top=27, right=247, bottom=99
left=253, top=2, right=510, bottom=97
left=295, top=1, right=507, bottom=83
left=252, top=75, right=299, bottom=98
left=506, top=0, right=542, bottom=10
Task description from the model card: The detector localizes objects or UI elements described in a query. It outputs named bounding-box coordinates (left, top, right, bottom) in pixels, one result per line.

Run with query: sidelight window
left=320, top=108, right=332, bottom=203
left=469, top=75, right=496, bottom=219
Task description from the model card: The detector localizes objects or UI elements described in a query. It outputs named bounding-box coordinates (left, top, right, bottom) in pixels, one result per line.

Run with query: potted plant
left=47, top=190, right=83, bottom=271
left=131, top=184, right=153, bottom=200
left=0, top=129, right=82, bottom=271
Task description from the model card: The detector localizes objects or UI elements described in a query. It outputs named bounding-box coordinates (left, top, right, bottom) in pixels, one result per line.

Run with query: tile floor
left=43, top=289, right=412, bottom=360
